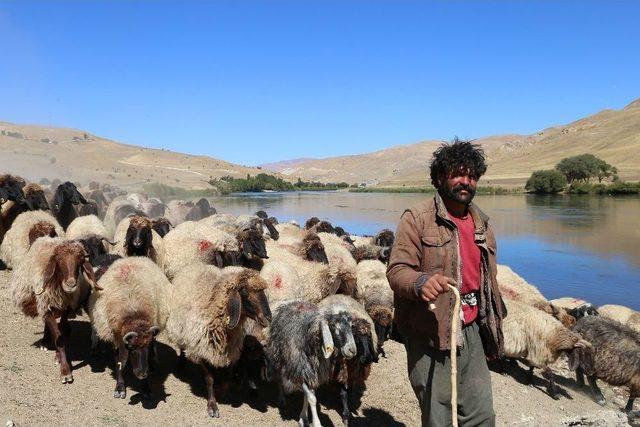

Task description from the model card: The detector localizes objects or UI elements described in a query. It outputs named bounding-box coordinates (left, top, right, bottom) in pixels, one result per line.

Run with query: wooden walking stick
left=429, top=284, right=461, bottom=427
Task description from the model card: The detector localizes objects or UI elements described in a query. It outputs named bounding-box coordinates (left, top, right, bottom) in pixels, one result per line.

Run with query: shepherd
left=387, top=138, right=506, bottom=426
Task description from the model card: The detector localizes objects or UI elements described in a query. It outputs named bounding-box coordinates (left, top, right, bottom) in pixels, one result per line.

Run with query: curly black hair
left=429, top=137, right=487, bottom=188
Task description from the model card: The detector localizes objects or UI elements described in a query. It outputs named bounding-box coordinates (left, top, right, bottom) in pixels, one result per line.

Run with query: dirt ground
left=0, top=270, right=634, bottom=427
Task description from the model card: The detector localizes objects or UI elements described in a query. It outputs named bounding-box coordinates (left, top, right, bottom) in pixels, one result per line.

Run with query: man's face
left=439, top=169, right=478, bottom=205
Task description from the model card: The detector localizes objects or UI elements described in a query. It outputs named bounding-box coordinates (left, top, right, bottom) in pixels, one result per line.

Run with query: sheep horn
left=123, top=331, right=138, bottom=345
left=575, top=339, right=591, bottom=349
left=320, top=319, right=334, bottom=359
left=149, top=326, right=160, bottom=337
left=34, top=285, right=45, bottom=296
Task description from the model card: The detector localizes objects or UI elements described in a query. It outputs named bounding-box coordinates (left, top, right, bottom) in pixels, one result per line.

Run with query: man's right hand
left=418, top=274, right=456, bottom=303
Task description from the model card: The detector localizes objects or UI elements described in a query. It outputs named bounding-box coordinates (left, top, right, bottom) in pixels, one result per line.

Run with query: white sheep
left=161, top=221, right=239, bottom=279
left=87, top=256, right=170, bottom=399
left=166, top=265, right=272, bottom=418
left=598, top=304, right=640, bottom=332
left=0, top=210, right=64, bottom=269
left=318, top=232, right=358, bottom=298
left=498, top=264, right=575, bottom=328
left=502, top=298, right=592, bottom=399
left=65, top=214, right=109, bottom=241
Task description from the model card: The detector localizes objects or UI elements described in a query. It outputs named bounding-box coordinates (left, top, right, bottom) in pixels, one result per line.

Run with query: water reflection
left=205, top=192, right=640, bottom=309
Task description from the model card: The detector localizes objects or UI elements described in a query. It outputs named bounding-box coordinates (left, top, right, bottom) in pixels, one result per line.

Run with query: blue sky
left=1, top=1, right=639, bottom=166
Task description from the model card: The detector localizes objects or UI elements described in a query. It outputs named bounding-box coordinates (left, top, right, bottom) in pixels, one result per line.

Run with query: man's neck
left=441, top=195, right=469, bottom=218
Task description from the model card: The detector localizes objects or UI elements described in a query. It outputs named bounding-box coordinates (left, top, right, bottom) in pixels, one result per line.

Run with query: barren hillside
left=0, top=122, right=265, bottom=190
left=265, top=99, right=640, bottom=187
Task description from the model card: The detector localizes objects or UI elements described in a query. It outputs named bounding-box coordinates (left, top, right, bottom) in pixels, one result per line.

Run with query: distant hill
left=0, top=122, right=266, bottom=190
left=266, top=99, right=640, bottom=187
left=259, top=158, right=317, bottom=173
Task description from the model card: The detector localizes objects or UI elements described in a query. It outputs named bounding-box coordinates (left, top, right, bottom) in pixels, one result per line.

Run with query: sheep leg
left=587, top=375, right=606, bottom=406
left=177, top=348, right=186, bottom=368
left=525, top=366, right=534, bottom=385
left=113, top=345, right=128, bottom=398
left=298, top=389, right=309, bottom=427
left=544, top=369, right=559, bottom=400
left=44, top=312, right=73, bottom=384
left=625, top=397, right=635, bottom=413
left=278, top=383, right=287, bottom=409
left=340, top=384, right=351, bottom=426
left=202, top=362, right=220, bottom=418
left=575, top=367, right=585, bottom=386
left=90, top=328, right=100, bottom=354
left=302, top=383, right=321, bottom=427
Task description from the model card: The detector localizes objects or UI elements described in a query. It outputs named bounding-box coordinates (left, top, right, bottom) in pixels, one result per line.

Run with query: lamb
left=318, top=295, right=378, bottom=425
left=10, top=237, right=100, bottom=384
left=87, top=256, right=170, bottom=399
left=51, top=182, right=89, bottom=230
left=166, top=265, right=272, bottom=418
left=502, top=298, right=593, bottom=399
left=0, top=210, right=65, bottom=269
left=356, top=260, right=395, bottom=356
left=497, top=264, right=575, bottom=328
left=111, top=216, right=165, bottom=266
left=571, top=315, right=640, bottom=412
left=161, top=221, right=239, bottom=280
left=265, top=300, right=357, bottom=427
left=597, top=304, right=640, bottom=332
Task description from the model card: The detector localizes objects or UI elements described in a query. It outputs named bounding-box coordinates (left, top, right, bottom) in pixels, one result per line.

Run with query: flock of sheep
left=1, top=173, right=640, bottom=425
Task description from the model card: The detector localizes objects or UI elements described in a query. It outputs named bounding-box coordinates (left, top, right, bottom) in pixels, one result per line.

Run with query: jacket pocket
left=420, top=232, right=451, bottom=273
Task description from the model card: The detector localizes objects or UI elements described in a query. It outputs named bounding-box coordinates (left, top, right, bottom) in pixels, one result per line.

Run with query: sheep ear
left=226, top=290, right=242, bottom=329
left=320, top=319, right=334, bottom=358
left=82, top=261, right=103, bottom=291
left=36, top=255, right=57, bottom=295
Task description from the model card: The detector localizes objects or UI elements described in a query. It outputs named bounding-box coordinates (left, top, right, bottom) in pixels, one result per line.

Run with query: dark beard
left=440, top=183, right=476, bottom=205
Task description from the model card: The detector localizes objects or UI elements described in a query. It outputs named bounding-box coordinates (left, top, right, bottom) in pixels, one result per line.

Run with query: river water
left=205, top=192, right=640, bottom=310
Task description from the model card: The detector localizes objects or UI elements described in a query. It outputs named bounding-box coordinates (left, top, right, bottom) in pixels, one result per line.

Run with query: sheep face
left=151, top=218, right=172, bottom=237
left=53, top=182, right=87, bottom=210
left=262, top=218, right=279, bottom=240
left=79, top=236, right=109, bottom=263
left=369, top=306, right=393, bottom=352
left=326, top=312, right=357, bottom=359
left=24, top=185, right=50, bottom=211
left=0, top=175, right=26, bottom=204
left=230, top=272, right=272, bottom=328
left=337, top=272, right=358, bottom=299
left=315, top=221, right=334, bottom=234
left=304, top=217, right=320, bottom=230
left=302, top=233, right=329, bottom=264
left=375, top=229, right=395, bottom=247
left=124, top=216, right=154, bottom=258
left=569, top=304, right=599, bottom=319
left=567, top=341, right=596, bottom=376
left=238, top=229, right=268, bottom=260
left=352, top=318, right=378, bottom=365
left=28, top=222, right=58, bottom=246
left=42, top=242, right=97, bottom=294
left=255, top=210, right=268, bottom=219
left=121, top=319, right=160, bottom=380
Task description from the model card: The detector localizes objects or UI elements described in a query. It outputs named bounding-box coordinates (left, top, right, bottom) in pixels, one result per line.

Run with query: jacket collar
left=433, top=192, right=489, bottom=234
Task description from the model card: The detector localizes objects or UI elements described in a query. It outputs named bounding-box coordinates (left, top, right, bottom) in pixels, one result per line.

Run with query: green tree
left=555, top=154, right=617, bottom=184
left=525, top=170, right=567, bottom=194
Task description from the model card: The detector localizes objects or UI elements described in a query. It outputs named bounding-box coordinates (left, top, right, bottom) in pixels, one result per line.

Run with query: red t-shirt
left=450, top=213, right=481, bottom=324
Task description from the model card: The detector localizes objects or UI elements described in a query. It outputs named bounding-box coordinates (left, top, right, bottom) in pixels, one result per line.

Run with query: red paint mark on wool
left=118, top=264, right=136, bottom=279
left=199, top=240, right=213, bottom=253
left=274, top=276, right=282, bottom=289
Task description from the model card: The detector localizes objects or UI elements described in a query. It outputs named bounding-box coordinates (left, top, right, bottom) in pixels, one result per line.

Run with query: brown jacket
left=386, top=193, right=506, bottom=357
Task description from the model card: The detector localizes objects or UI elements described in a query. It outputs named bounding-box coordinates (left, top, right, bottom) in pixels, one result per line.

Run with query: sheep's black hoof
left=113, top=387, right=126, bottom=399
left=61, top=374, right=74, bottom=384
left=207, top=407, right=220, bottom=418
